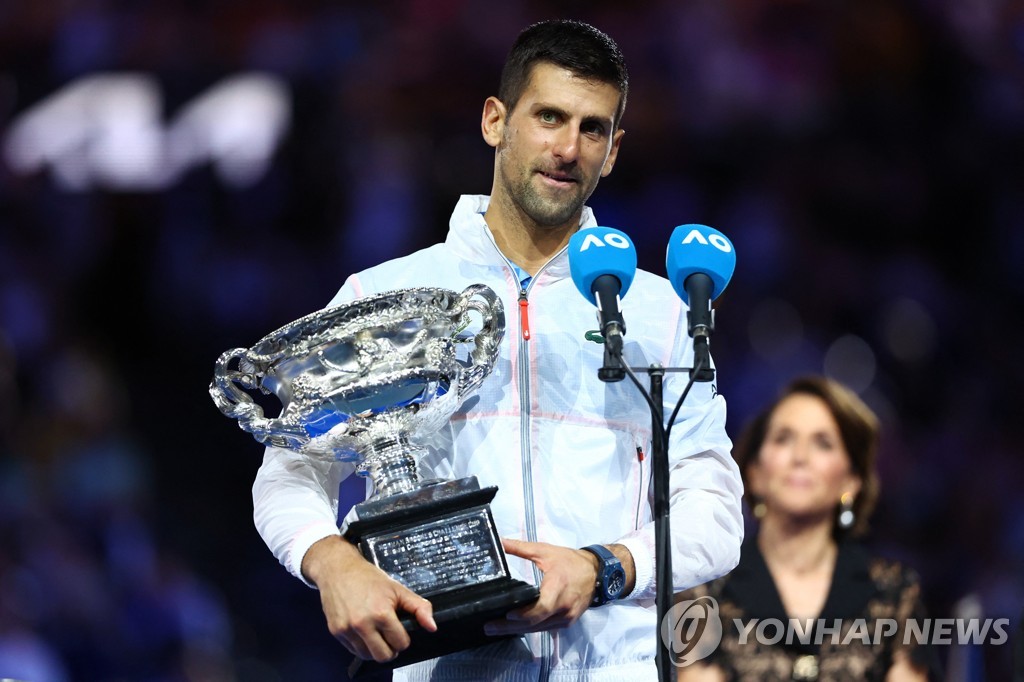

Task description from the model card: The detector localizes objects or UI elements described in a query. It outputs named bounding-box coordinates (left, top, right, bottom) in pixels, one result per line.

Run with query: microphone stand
left=617, top=360, right=713, bottom=682
left=597, top=311, right=718, bottom=682
left=598, top=341, right=626, bottom=383
left=648, top=365, right=671, bottom=682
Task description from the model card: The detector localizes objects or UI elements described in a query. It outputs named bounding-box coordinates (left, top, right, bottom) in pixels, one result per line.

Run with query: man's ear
left=601, top=128, right=625, bottom=177
left=481, top=96, right=506, bottom=148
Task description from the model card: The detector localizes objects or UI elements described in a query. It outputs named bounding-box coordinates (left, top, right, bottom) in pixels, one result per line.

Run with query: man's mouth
left=538, top=170, right=578, bottom=186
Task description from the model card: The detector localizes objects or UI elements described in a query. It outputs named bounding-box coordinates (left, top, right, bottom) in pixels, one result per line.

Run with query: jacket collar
left=444, top=194, right=599, bottom=280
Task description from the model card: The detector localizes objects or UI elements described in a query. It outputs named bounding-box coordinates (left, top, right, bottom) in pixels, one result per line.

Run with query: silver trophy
left=210, top=284, right=538, bottom=675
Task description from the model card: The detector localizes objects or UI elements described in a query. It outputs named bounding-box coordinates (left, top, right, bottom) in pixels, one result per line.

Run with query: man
left=252, top=19, right=743, bottom=680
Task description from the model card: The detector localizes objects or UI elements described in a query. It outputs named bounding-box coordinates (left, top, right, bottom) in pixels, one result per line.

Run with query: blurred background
left=1, top=0, right=1022, bottom=680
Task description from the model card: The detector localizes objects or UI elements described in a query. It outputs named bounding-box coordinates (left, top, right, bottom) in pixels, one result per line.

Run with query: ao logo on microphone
left=680, top=228, right=733, bottom=254
left=660, top=596, right=723, bottom=667
left=576, top=232, right=632, bottom=251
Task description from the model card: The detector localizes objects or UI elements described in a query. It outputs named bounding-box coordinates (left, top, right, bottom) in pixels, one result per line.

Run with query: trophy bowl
left=210, top=284, right=539, bottom=676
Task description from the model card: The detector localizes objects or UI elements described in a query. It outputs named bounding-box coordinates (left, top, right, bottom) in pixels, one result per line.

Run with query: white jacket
left=252, top=195, right=744, bottom=681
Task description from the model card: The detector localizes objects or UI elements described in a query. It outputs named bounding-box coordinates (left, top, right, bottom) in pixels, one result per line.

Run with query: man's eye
left=540, top=111, right=557, bottom=123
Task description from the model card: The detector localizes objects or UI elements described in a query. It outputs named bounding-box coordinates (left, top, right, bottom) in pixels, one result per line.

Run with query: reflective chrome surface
left=210, top=285, right=504, bottom=498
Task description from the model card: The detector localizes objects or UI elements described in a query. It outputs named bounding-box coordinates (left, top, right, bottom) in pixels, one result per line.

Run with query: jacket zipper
left=483, top=227, right=567, bottom=680
left=635, top=441, right=647, bottom=530
left=516, top=281, right=541, bottom=551
left=515, top=277, right=551, bottom=681
left=518, top=292, right=531, bottom=341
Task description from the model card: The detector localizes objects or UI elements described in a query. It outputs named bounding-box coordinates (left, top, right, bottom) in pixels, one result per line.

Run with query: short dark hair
left=734, top=375, right=881, bottom=537
left=498, top=19, right=629, bottom=127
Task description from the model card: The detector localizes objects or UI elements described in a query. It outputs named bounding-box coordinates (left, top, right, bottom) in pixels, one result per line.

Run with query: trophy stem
left=361, top=435, right=423, bottom=498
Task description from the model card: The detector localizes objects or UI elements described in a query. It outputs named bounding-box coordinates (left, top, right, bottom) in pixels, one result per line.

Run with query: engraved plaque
left=365, top=507, right=505, bottom=595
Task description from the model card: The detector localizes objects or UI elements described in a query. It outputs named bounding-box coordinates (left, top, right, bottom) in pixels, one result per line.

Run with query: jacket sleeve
left=615, top=344, right=744, bottom=600
left=250, top=274, right=367, bottom=587
left=252, top=447, right=354, bottom=586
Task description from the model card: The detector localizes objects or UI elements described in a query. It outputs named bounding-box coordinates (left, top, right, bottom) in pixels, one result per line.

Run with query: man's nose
left=551, top=128, right=580, bottom=163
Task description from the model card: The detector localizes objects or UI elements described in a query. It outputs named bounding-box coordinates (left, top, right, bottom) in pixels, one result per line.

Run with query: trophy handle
left=209, top=348, right=280, bottom=443
left=454, top=284, right=506, bottom=398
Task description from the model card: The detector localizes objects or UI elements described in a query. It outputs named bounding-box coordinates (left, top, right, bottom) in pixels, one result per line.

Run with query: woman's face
left=748, top=393, right=861, bottom=524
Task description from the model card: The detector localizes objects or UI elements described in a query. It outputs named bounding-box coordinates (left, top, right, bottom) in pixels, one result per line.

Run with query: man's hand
left=483, top=538, right=634, bottom=636
left=301, top=535, right=437, bottom=662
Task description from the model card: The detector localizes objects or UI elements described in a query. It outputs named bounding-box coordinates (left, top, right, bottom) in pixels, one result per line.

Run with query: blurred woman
left=677, top=376, right=936, bottom=681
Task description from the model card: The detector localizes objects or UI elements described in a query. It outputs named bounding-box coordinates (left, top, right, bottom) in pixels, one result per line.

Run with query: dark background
left=1, top=1, right=1022, bottom=680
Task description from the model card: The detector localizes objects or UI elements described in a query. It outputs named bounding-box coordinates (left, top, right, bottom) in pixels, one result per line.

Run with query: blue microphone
left=568, top=227, right=637, bottom=382
left=665, top=224, right=736, bottom=381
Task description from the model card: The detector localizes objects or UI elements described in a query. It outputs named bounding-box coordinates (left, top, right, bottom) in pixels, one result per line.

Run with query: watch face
left=608, top=568, right=626, bottom=597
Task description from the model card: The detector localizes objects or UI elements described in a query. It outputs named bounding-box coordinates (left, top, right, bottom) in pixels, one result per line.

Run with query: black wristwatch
left=580, top=544, right=626, bottom=606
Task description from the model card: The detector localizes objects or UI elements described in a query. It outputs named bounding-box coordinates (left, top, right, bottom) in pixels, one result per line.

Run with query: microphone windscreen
left=665, top=224, right=736, bottom=305
left=568, top=227, right=638, bottom=301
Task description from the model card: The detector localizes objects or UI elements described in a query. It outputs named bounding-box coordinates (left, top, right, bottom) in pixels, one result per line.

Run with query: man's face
left=493, top=62, right=623, bottom=229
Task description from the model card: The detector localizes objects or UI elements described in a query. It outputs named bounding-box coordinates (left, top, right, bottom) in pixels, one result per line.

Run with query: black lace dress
left=677, top=538, right=941, bottom=681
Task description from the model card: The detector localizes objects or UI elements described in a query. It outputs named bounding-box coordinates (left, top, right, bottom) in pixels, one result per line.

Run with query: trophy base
left=343, top=477, right=540, bottom=678
left=346, top=577, right=539, bottom=679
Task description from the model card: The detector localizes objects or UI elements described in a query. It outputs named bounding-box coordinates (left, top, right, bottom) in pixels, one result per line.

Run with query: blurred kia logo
left=3, top=73, right=290, bottom=191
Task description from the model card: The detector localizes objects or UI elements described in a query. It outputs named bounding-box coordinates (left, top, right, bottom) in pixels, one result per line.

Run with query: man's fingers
left=347, top=612, right=405, bottom=663
left=396, top=589, right=437, bottom=632
left=361, top=630, right=398, bottom=663
left=502, top=537, right=526, bottom=552
left=324, top=585, right=428, bottom=662
left=495, top=586, right=565, bottom=628
left=330, top=626, right=373, bottom=661
left=334, top=636, right=360, bottom=658
left=502, top=537, right=544, bottom=561
left=357, top=586, right=433, bottom=662
left=377, top=617, right=412, bottom=657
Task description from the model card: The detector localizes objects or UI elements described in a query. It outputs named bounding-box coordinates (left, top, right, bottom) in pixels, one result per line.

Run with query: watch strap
left=580, top=544, right=622, bottom=606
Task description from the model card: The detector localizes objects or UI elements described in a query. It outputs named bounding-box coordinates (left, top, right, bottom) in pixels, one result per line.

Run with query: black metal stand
left=623, top=362, right=713, bottom=682
left=647, top=366, right=672, bottom=682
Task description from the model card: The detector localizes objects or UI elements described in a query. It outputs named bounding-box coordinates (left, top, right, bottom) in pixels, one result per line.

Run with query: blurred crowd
left=1, top=1, right=1022, bottom=680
